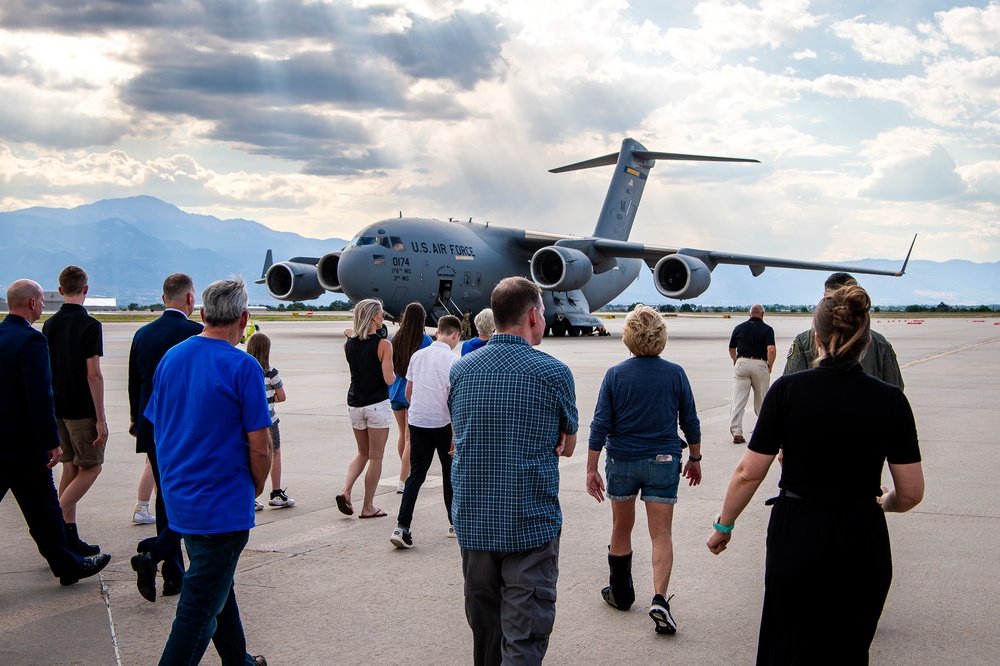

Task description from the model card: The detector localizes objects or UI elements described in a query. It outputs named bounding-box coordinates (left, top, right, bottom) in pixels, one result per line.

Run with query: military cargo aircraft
left=258, top=138, right=914, bottom=336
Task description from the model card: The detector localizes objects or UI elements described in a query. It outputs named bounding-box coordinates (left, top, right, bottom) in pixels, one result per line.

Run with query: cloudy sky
left=1, top=0, right=998, bottom=264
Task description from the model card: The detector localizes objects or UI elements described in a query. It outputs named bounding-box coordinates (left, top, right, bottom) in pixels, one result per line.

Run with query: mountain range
left=1, top=196, right=996, bottom=307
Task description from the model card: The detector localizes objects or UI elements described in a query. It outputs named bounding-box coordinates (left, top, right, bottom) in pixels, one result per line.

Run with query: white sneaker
left=447, top=526, right=457, bottom=538
left=390, top=527, right=413, bottom=549
left=132, top=504, right=155, bottom=525
left=268, top=488, right=295, bottom=507
left=396, top=481, right=406, bottom=493
left=254, top=500, right=264, bottom=512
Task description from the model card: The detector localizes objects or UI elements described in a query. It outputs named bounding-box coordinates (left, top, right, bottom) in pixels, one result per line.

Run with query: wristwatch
left=713, top=514, right=735, bottom=534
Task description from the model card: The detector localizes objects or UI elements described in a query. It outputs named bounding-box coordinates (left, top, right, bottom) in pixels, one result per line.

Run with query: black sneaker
left=390, top=527, right=413, bottom=549
left=649, top=594, right=677, bottom=634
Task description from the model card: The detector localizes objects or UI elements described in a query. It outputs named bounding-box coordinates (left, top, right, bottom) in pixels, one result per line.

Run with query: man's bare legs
left=645, top=501, right=675, bottom=596
left=59, top=463, right=102, bottom=523
left=341, top=427, right=389, bottom=516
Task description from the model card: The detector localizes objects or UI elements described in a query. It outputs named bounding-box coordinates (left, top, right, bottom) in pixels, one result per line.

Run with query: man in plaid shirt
left=449, top=277, right=578, bottom=666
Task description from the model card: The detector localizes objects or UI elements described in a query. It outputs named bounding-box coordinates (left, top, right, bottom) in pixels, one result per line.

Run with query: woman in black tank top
left=337, top=299, right=395, bottom=519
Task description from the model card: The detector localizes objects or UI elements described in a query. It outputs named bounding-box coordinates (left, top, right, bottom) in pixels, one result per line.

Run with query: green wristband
left=714, top=514, right=735, bottom=534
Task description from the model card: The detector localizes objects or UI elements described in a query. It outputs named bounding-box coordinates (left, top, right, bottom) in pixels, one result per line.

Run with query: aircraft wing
left=590, top=235, right=916, bottom=278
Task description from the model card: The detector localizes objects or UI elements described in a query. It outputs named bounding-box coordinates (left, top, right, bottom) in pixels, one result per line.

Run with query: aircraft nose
left=337, top=248, right=371, bottom=302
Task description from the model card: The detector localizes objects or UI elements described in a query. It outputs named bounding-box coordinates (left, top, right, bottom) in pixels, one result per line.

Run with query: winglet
left=895, top=234, right=917, bottom=277
left=255, top=249, right=273, bottom=285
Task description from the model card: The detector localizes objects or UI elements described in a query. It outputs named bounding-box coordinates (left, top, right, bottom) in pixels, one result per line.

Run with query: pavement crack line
left=900, top=336, right=1000, bottom=368
left=100, top=572, right=124, bottom=666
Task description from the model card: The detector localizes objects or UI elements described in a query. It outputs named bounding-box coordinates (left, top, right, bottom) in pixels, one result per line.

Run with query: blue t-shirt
left=589, top=356, right=701, bottom=460
left=388, top=333, right=433, bottom=403
left=145, top=336, right=272, bottom=534
left=461, top=336, right=488, bottom=356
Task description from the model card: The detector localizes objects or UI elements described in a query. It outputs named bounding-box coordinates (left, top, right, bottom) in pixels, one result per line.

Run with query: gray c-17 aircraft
left=258, top=137, right=915, bottom=335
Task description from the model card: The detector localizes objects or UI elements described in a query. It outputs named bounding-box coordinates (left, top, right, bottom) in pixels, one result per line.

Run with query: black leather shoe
left=162, top=578, right=183, bottom=597
left=130, top=552, right=157, bottom=602
left=60, top=553, right=111, bottom=586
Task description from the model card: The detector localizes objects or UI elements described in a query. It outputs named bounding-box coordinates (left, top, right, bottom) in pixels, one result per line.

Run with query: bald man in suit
left=0, top=279, right=110, bottom=585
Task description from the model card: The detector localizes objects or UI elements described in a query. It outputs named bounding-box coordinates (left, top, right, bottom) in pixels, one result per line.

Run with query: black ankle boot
left=601, top=548, right=635, bottom=610
left=64, top=522, right=101, bottom=557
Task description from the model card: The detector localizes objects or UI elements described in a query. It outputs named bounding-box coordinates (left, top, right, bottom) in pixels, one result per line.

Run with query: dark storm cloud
left=123, top=44, right=410, bottom=111
left=3, top=1, right=509, bottom=170
left=382, top=11, right=507, bottom=89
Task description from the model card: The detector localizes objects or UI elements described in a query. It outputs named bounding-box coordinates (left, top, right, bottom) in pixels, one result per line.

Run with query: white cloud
left=831, top=16, right=946, bottom=65
left=936, top=1, right=1000, bottom=55
left=791, top=49, right=817, bottom=60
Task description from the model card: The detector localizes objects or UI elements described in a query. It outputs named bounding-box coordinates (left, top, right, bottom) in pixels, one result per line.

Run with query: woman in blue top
left=388, top=303, right=433, bottom=492
left=586, top=306, right=703, bottom=635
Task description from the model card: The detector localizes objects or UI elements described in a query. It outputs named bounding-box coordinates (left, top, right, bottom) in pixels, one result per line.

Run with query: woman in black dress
left=707, top=285, right=924, bottom=664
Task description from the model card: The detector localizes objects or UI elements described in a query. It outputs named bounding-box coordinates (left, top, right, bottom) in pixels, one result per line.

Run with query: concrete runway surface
left=2, top=314, right=998, bottom=665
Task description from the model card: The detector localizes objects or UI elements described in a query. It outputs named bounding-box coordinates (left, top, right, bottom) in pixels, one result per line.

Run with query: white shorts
left=348, top=399, right=393, bottom=430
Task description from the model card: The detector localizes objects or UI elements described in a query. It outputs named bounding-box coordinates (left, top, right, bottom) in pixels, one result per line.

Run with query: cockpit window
left=390, top=236, right=404, bottom=251
left=354, top=236, right=378, bottom=246
left=377, top=236, right=392, bottom=249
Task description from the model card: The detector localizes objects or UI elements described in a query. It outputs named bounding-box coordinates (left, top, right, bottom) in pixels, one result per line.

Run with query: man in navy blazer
left=128, top=273, right=202, bottom=602
left=1, top=279, right=110, bottom=585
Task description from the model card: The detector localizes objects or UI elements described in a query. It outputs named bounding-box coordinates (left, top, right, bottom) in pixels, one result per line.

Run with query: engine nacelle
left=653, top=254, right=712, bottom=299
left=317, top=251, right=343, bottom=293
left=264, top=262, right=324, bottom=301
left=530, top=246, right=594, bottom=292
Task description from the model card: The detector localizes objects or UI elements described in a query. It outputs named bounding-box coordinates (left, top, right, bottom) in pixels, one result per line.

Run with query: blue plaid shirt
left=448, top=334, right=578, bottom=552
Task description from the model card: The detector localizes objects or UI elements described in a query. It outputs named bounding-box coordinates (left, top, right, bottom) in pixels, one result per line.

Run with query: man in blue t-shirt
left=145, top=277, right=272, bottom=666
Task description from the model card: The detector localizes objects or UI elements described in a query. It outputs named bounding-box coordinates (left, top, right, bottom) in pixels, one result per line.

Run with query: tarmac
left=2, top=314, right=999, bottom=665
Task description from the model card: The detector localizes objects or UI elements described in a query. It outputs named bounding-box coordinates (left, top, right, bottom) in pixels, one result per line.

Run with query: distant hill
left=0, top=196, right=348, bottom=305
left=1, top=196, right=997, bottom=306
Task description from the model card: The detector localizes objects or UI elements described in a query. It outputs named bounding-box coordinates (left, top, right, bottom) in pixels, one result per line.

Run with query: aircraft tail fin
left=255, top=249, right=273, bottom=285
left=550, top=138, right=759, bottom=241
left=895, top=234, right=917, bottom=276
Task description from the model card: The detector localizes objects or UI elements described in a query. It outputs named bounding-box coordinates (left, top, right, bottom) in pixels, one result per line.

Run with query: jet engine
left=264, top=262, right=324, bottom=301
left=316, top=251, right=343, bottom=293
left=530, top=246, right=594, bottom=292
left=653, top=254, right=712, bottom=299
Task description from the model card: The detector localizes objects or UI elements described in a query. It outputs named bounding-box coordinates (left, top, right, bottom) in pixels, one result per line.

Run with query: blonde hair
left=352, top=298, right=383, bottom=340
left=474, top=308, right=495, bottom=337
left=622, top=305, right=667, bottom=357
left=246, top=332, right=271, bottom=371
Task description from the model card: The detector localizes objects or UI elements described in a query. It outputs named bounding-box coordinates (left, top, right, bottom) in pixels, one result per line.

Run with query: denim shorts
left=605, top=454, right=681, bottom=504
left=391, top=399, right=409, bottom=412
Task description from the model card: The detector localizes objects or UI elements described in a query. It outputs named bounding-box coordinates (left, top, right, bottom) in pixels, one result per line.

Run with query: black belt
left=738, top=356, right=767, bottom=361
left=765, top=489, right=877, bottom=507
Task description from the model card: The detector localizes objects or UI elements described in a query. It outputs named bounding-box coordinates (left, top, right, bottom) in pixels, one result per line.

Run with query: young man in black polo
left=42, top=266, right=108, bottom=555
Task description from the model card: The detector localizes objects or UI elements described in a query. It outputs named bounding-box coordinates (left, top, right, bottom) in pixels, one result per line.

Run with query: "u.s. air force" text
left=410, top=242, right=475, bottom=257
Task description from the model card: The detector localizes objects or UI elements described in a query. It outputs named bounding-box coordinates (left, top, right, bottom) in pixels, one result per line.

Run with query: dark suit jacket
left=128, top=310, right=203, bottom=454
left=1, top=314, right=60, bottom=460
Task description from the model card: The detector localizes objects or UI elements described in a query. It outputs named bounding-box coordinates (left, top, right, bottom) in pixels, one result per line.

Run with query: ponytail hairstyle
left=246, top=332, right=271, bottom=371
left=391, top=302, right=427, bottom=379
left=812, top=284, right=872, bottom=368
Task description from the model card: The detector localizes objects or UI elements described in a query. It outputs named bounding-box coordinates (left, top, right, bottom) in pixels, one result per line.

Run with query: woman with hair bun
left=707, top=285, right=925, bottom=664
left=586, top=305, right=702, bottom=635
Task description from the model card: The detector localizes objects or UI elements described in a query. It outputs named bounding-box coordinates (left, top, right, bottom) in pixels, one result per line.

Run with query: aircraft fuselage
left=333, top=217, right=642, bottom=327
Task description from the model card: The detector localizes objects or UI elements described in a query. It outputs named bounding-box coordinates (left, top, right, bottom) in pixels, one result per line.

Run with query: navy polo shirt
left=729, top=317, right=775, bottom=359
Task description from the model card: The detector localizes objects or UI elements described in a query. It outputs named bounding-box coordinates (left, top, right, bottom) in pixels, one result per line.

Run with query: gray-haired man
left=145, top=277, right=272, bottom=666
